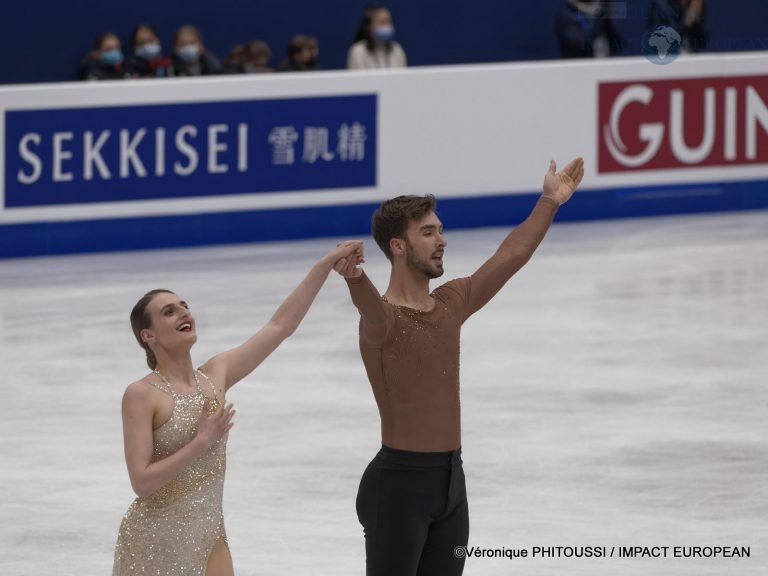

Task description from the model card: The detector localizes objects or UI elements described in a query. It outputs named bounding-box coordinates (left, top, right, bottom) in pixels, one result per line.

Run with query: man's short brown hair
left=371, top=195, right=436, bottom=261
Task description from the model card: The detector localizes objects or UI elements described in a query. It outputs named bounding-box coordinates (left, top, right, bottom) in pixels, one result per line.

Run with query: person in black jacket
left=172, top=25, right=221, bottom=77
left=125, top=24, right=174, bottom=79
left=554, top=0, right=624, bottom=58
left=306, top=36, right=322, bottom=70
left=648, top=0, right=709, bottom=52
left=78, top=32, right=127, bottom=81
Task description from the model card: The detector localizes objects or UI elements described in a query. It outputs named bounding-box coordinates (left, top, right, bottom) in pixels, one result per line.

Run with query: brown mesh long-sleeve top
left=346, top=196, right=559, bottom=452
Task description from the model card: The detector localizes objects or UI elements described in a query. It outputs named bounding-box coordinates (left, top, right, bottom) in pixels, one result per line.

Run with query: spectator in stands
left=648, top=0, right=709, bottom=52
left=78, top=33, right=126, bottom=80
left=222, top=40, right=274, bottom=73
left=277, top=35, right=313, bottom=72
left=125, top=24, right=174, bottom=78
left=347, top=4, right=407, bottom=69
left=306, top=36, right=322, bottom=70
left=554, top=0, right=624, bottom=58
left=172, top=25, right=221, bottom=76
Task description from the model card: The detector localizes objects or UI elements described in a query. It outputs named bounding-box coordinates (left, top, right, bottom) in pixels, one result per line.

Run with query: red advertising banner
left=598, top=76, right=768, bottom=173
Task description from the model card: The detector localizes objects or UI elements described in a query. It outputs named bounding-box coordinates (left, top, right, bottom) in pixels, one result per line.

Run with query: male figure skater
left=336, top=157, right=585, bottom=575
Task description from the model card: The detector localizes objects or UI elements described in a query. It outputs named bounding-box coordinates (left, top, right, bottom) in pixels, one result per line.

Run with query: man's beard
left=405, top=238, right=444, bottom=279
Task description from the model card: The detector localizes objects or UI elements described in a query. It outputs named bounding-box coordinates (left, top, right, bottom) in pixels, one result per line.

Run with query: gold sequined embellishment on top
left=112, top=370, right=228, bottom=576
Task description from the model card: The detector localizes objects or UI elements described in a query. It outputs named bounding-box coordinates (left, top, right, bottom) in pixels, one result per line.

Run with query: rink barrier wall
left=2, top=180, right=767, bottom=259
left=1, top=55, right=768, bottom=258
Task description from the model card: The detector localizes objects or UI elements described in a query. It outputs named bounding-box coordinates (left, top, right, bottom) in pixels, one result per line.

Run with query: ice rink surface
left=1, top=209, right=766, bottom=575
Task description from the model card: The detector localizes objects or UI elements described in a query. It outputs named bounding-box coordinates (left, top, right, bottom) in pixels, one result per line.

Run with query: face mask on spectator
left=135, top=43, right=161, bottom=59
left=101, top=48, right=124, bottom=66
left=570, top=0, right=601, bottom=17
left=177, top=44, right=200, bottom=63
left=374, top=25, right=395, bottom=43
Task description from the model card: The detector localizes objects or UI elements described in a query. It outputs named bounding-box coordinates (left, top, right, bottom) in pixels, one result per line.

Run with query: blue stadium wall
left=2, top=0, right=768, bottom=85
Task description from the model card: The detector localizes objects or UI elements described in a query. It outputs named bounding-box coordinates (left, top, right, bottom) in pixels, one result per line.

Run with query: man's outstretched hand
left=542, top=157, right=584, bottom=206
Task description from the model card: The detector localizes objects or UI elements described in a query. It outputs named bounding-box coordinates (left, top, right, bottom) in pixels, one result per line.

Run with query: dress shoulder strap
left=147, top=376, right=175, bottom=398
left=196, top=369, right=219, bottom=398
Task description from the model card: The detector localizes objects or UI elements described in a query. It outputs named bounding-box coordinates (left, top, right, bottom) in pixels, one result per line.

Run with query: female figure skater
left=112, top=240, right=364, bottom=576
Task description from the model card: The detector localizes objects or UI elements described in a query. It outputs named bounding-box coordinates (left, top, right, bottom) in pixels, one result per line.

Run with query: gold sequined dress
left=113, top=370, right=228, bottom=575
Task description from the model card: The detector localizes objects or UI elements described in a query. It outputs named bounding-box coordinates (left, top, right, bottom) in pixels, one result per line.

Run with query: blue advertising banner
left=4, top=94, right=377, bottom=207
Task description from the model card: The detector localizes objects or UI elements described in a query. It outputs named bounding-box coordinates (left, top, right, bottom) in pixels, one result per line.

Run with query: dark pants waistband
left=378, top=444, right=462, bottom=467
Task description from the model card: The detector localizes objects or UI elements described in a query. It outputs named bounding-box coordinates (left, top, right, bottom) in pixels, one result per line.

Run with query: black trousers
left=356, top=445, right=470, bottom=576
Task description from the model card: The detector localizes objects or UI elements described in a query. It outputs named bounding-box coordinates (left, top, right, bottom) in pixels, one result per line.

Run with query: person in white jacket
left=347, top=3, right=407, bottom=69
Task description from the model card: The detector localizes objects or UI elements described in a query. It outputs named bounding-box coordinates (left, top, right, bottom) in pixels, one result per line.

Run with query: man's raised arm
left=465, top=157, right=585, bottom=316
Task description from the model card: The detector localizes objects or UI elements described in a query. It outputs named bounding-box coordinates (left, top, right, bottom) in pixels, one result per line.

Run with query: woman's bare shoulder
left=123, top=374, right=158, bottom=404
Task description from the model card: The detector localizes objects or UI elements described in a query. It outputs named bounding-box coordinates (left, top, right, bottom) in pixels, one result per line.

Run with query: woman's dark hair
left=131, top=24, right=160, bottom=50
left=130, top=289, right=174, bottom=369
left=92, top=32, right=119, bottom=52
left=245, top=39, right=271, bottom=62
left=287, top=35, right=309, bottom=61
left=352, top=3, right=390, bottom=51
left=225, top=40, right=272, bottom=72
left=371, top=195, right=436, bottom=261
left=174, top=24, right=202, bottom=47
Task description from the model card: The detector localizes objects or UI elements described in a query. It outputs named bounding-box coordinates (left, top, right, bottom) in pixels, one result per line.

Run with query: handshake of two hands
left=326, top=239, right=365, bottom=278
